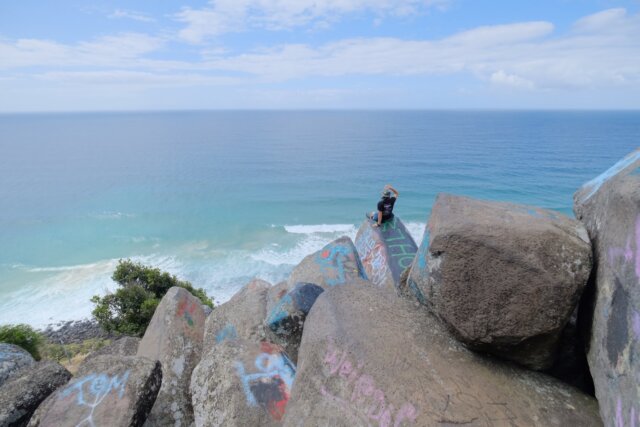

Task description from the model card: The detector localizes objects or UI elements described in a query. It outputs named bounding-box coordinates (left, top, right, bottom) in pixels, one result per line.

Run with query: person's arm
left=386, top=184, right=399, bottom=197
left=374, top=210, right=383, bottom=227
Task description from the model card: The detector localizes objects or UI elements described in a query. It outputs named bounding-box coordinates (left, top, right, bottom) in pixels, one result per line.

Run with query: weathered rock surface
left=85, top=336, right=140, bottom=363
left=28, top=355, right=161, bottom=427
left=0, top=360, right=71, bottom=427
left=266, top=281, right=290, bottom=318
left=573, top=148, right=640, bottom=426
left=265, top=283, right=324, bottom=363
left=191, top=339, right=295, bottom=427
left=407, top=193, right=592, bottom=369
left=137, top=287, right=205, bottom=427
left=355, top=216, right=417, bottom=293
left=204, top=279, right=270, bottom=348
left=284, top=285, right=602, bottom=427
left=287, top=237, right=368, bottom=291
left=0, top=343, right=35, bottom=387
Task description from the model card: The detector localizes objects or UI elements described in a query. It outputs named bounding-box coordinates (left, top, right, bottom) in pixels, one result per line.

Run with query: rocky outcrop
left=203, top=279, right=270, bottom=348
left=573, top=148, right=640, bottom=426
left=407, top=193, right=592, bottom=370
left=85, top=336, right=140, bottom=363
left=137, top=287, right=206, bottom=427
left=0, top=360, right=71, bottom=427
left=355, top=216, right=417, bottom=294
left=190, top=339, right=295, bottom=426
left=265, top=282, right=324, bottom=363
left=0, top=343, right=35, bottom=387
left=284, top=285, right=602, bottom=426
left=28, top=355, right=161, bottom=427
left=266, top=282, right=290, bottom=318
left=287, top=237, right=368, bottom=291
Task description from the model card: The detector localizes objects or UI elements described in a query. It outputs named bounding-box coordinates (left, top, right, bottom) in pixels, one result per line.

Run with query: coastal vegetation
left=0, top=323, right=43, bottom=360
left=91, top=259, right=214, bottom=336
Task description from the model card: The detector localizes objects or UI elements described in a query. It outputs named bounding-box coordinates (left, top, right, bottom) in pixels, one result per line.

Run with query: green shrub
left=0, top=324, right=44, bottom=360
left=91, top=259, right=213, bottom=336
left=40, top=338, right=111, bottom=362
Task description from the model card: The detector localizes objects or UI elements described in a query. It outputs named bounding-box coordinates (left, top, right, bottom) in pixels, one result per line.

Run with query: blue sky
left=1, top=0, right=639, bottom=111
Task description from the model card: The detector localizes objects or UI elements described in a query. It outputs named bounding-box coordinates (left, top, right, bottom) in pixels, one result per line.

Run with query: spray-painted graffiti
left=316, top=242, right=366, bottom=286
left=380, top=218, right=417, bottom=281
left=59, top=370, right=130, bottom=427
left=177, top=299, right=199, bottom=327
left=356, top=226, right=392, bottom=288
left=235, top=342, right=296, bottom=421
left=633, top=311, right=640, bottom=341
left=579, top=150, right=640, bottom=202
left=607, top=214, right=640, bottom=282
left=215, top=324, right=238, bottom=344
left=615, top=396, right=639, bottom=427
left=321, top=339, right=418, bottom=426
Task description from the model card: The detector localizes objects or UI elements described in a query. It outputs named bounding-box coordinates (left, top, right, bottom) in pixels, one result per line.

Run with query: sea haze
left=0, top=111, right=638, bottom=326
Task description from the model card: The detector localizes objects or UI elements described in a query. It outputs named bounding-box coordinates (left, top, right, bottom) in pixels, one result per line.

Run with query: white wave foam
left=91, top=211, right=136, bottom=220
left=404, top=222, right=426, bottom=246
left=284, top=224, right=356, bottom=234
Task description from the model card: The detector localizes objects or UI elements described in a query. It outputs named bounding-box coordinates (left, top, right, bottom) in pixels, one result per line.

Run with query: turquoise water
left=0, top=111, right=638, bottom=326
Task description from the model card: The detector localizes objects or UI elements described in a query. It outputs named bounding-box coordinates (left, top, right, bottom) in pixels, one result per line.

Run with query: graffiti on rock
left=380, top=218, right=417, bottom=280
left=177, top=298, right=199, bottom=327
left=607, top=214, right=640, bottom=282
left=633, top=311, right=640, bottom=341
left=235, top=342, right=296, bottom=421
left=215, top=324, right=238, bottom=344
left=579, top=149, right=640, bottom=202
left=357, top=226, right=391, bottom=287
left=59, top=370, right=130, bottom=427
left=316, top=244, right=366, bottom=286
left=320, top=338, right=418, bottom=426
left=615, top=396, right=639, bottom=427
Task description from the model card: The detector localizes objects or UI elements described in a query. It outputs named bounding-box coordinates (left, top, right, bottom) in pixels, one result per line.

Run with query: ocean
left=0, top=111, right=638, bottom=327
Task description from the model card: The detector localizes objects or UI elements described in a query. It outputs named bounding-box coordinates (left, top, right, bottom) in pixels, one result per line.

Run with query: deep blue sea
left=0, top=111, right=638, bottom=326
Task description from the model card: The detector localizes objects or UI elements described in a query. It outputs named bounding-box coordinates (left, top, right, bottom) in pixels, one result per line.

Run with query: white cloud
left=0, top=7, right=638, bottom=105
left=175, top=0, right=451, bottom=43
left=0, top=33, right=164, bottom=69
left=490, top=70, right=534, bottom=89
left=108, top=9, right=156, bottom=23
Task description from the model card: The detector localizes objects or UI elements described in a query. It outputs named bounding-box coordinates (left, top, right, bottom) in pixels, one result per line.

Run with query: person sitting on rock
left=367, top=184, right=399, bottom=227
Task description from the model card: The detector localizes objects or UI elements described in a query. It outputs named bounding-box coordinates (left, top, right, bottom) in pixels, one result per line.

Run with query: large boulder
left=355, top=216, right=417, bottom=293
left=0, top=360, right=71, bottom=427
left=190, top=339, right=295, bottom=426
left=85, top=336, right=140, bottom=363
left=266, top=281, right=290, bottom=318
left=573, top=148, right=640, bottom=425
left=407, top=193, right=592, bottom=369
left=287, top=237, right=368, bottom=291
left=265, top=283, right=324, bottom=363
left=137, top=287, right=206, bottom=427
left=0, top=343, right=35, bottom=386
left=203, top=279, right=270, bottom=349
left=28, top=355, right=161, bottom=427
left=284, top=285, right=602, bottom=426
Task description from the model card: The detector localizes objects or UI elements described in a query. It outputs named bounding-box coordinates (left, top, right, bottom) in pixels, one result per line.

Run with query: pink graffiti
left=321, top=339, right=418, bottom=426
left=616, top=396, right=638, bottom=427
left=633, top=311, right=640, bottom=341
left=608, top=215, right=640, bottom=282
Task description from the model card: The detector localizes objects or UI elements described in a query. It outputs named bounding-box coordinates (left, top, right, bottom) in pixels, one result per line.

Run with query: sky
left=1, top=0, right=639, bottom=111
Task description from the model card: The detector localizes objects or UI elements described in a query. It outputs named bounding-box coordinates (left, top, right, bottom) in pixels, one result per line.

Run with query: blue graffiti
left=316, top=245, right=365, bottom=286
left=61, top=371, right=130, bottom=406
left=579, top=149, right=640, bottom=202
left=215, top=324, right=238, bottom=344
left=266, top=294, right=293, bottom=333
left=235, top=350, right=296, bottom=407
